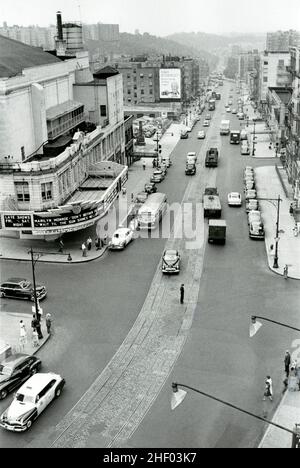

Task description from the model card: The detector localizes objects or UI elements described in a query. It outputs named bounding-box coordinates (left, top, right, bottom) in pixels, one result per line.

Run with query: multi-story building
left=0, top=36, right=127, bottom=240
left=286, top=47, right=300, bottom=201
left=265, top=87, right=292, bottom=146
left=258, top=51, right=291, bottom=111
left=0, top=22, right=56, bottom=50
left=266, top=30, right=300, bottom=52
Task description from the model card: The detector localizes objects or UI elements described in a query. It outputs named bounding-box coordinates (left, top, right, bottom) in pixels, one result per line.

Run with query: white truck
left=220, top=119, right=230, bottom=135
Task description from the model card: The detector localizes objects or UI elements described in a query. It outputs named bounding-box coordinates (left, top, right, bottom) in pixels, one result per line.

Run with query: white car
left=225, top=107, right=231, bottom=113
left=245, top=189, right=257, bottom=200
left=248, top=210, right=262, bottom=225
left=241, top=129, right=248, bottom=140
left=241, top=142, right=250, bottom=155
left=0, top=373, right=65, bottom=432
left=203, top=120, right=210, bottom=127
left=228, top=192, right=242, bottom=207
left=231, top=108, right=237, bottom=114
left=197, top=130, right=206, bottom=139
left=109, top=227, right=134, bottom=250
left=246, top=199, right=259, bottom=213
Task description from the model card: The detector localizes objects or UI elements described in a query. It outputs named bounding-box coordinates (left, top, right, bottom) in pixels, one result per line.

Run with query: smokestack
left=56, top=11, right=63, bottom=40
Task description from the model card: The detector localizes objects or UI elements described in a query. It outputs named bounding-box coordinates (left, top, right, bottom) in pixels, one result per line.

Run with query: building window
left=127, top=74, right=131, bottom=79
left=264, top=61, right=268, bottom=65
left=15, top=182, right=30, bottom=202
left=263, top=77, right=268, bottom=82
left=133, top=77, right=137, bottom=82
left=149, top=89, right=153, bottom=94
left=140, top=73, right=144, bottom=78
left=134, top=93, right=137, bottom=98
left=278, top=59, right=284, bottom=67
left=141, top=89, right=144, bottom=94
left=149, top=81, right=153, bottom=86
left=41, top=182, right=53, bottom=201
left=127, top=98, right=131, bottom=102
left=149, top=73, right=153, bottom=78
left=127, top=90, right=131, bottom=94
left=100, top=105, right=107, bottom=117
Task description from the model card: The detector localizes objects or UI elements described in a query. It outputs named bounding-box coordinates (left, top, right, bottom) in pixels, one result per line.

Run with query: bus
left=230, top=130, right=241, bottom=144
left=137, top=192, right=167, bottom=230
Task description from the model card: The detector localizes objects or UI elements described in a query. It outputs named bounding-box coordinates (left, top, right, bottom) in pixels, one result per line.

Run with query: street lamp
left=250, top=315, right=300, bottom=338
left=171, top=382, right=297, bottom=445
left=29, top=247, right=42, bottom=322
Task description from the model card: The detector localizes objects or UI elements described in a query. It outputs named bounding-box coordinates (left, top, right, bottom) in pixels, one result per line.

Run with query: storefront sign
left=3, top=214, right=32, bottom=228
left=33, top=206, right=102, bottom=228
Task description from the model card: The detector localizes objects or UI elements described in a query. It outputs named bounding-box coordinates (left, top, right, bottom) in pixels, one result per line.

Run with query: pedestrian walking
left=19, top=320, right=27, bottom=351
left=95, top=236, right=102, bottom=250
left=31, top=314, right=43, bottom=340
left=180, top=284, right=185, bottom=304
left=103, top=233, right=108, bottom=245
left=32, top=328, right=39, bottom=347
left=263, top=376, right=273, bottom=401
left=142, top=159, right=146, bottom=171
left=122, top=186, right=127, bottom=196
left=87, top=236, right=92, bottom=251
left=58, top=239, right=64, bottom=253
left=82, top=242, right=87, bottom=257
left=283, top=264, right=288, bottom=279
left=289, top=203, right=294, bottom=215
left=284, top=350, right=291, bottom=377
left=45, top=313, right=52, bottom=335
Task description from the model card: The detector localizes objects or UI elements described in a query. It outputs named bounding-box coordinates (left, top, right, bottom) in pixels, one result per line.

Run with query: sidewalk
left=255, top=165, right=300, bottom=279
left=0, top=311, right=49, bottom=357
left=0, top=123, right=182, bottom=264
left=259, top=390, right=300, bottom=448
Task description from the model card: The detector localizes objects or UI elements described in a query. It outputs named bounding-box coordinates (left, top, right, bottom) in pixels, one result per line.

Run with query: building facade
left=258, top=51, right=291, bottom=109
left=0, top=37, right=127, bottom=240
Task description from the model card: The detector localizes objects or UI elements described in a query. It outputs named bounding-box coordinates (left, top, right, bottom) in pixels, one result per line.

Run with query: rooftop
left=0, top=34, right=61, bottom=78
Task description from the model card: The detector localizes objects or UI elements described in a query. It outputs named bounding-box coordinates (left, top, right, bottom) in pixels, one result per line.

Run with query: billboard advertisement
left=159, top=68, right=181, bottom=101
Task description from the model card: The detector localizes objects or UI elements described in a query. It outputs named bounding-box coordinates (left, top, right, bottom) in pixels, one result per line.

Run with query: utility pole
left=252, top=120, right=256, bottom=156
left=29, top=247, right=40, bottom=321
left=273, top=195, right=281, bottom=269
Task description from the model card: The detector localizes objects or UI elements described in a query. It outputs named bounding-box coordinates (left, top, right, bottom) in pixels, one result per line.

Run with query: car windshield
left=165, top=252, right=178, bottom=261
left=0, top=365, right=13, bottom=376
left=15, top=393, right=35, bottom=404
left=20, top=281, right=31, bottom=289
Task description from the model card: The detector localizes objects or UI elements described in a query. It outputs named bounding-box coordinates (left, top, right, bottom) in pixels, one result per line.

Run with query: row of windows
left=126, top=73, right=153, bottom=79
left=15, top=182, right=53, bottom=202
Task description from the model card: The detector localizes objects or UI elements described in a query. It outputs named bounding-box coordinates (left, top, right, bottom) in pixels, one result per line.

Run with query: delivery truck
left=205, top=148, right=219, bottom=167
left=208, top=219, right=226, bottom=244
left=203, top=187, right=222, bottom=218
left=220, top=119, right=230, bottom=135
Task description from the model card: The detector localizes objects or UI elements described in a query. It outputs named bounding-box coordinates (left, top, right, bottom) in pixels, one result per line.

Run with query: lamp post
left=29, top=247, right=41, bottom=322
left=250, top=315, right=300, bottom=338
left=171, top=382, right=297, bottom=444
left=256, top=196, right=282, bottom=268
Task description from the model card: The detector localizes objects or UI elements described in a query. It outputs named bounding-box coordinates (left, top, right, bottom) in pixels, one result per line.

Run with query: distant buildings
left=0, top=22, right=56, bottom=50
left=266, top=30, right=300, bottom=52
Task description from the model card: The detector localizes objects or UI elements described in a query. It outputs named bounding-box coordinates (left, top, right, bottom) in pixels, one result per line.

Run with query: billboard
left=159, top=68, right=181, bottom=101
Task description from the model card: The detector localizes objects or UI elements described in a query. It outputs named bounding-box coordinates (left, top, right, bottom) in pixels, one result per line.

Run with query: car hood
left=5, top=400, right=35, bottom=421
left=0, top=374, right=10, bottom=386
left=111, top=237, right=125, bottom=245
left=163, top=257, right=179, bottom=267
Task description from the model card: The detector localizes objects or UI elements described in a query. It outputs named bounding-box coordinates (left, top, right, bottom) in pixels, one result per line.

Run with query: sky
left=1, top=0, right=300, bottom=36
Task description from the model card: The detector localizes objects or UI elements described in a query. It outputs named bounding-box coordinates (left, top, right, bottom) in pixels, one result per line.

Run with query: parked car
left=0, top=354, right=42, bottom=400
left=161, top=250, right=181, bottom=274
left=245, top=189, right=257, bottom=200
left=158, top=163, right=168, bottom=176
left=226, top=106, right=231, bottom=113
left=246, top=199, right=259, bottom=213
left=0, top=372, right=65, bottom=432
left=144, top=182, right=157, bottom=194
left=249, top=221, right=265, bottom=240
left=241, top=142, right=250, bottom=155
left=205, top=114, right=211, bottom=120
left=240, top=129, right=248, bottom=140
left=231, top=108, right=237, bottom=114
left=0, top=278, right=47, bottom=302
left=244, top=179, right=255, bottom=191
left=180, top=130, right=189, bottom=139
left=203, top=120, right=210, bottom=127
left=150, top=170, right=164, bottom=183
left=135, top=191, right=148, bottom=205
left=248, top=210, right=262, bottom=225
left=197, top=130, right=206, bottom=139
left=237, top=112, right=244, bottom=120
left=109, top=227, right=134, bottom=250
left=228, top=192, right=242, bottom=207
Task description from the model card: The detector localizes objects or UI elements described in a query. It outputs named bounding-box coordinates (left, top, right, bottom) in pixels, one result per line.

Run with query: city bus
left=137, top=192, right=167, bottom=230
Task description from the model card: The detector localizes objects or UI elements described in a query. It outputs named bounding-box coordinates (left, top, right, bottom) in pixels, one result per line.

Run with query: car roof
left=165, top=249, right=178, bottom=255
left=4, top=278, right=28, bottom=284
left=1, top=353, right=31, bottom=367
left=18, top=373, right=59, bottom=395
left=229, top=192, right=241, bottom=197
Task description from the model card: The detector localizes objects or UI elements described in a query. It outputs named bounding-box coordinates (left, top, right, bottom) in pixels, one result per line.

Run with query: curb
left=258, top=391, right=289, bottom=448
left=0, top=246, right=109, bottom=265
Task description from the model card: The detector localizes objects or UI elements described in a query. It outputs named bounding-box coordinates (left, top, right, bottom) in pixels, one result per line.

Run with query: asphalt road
left=1, top=83, right=299, bottom=448
left=0, top=108, right=208, bottom=447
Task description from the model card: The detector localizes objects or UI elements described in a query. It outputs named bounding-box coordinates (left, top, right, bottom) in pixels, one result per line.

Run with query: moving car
left=203, top=120, right=210, bottom=127
left=161, top=249, right=181, bottom=274
left=231, top=108, right=237, bottom=114
left=0, top=354, right=42, bottom=400
left=249, top=221, right=265, bottom=240
left=245, top=189, right=257, bottom=200
left=246, top=199, right=259, bottom=213
left=150, top=170, right=164, bottom=183
left=228, top=192, right=242, bottom=207
left=0, top=372, right=65, bottom=432
left=0, top=278, right=47, bottom=302
left=197, top=130, right=206, bottom=139
left=109, top=227, right=134, bottom=250
left=144, top=182, right=157, bottom=194
left=248, top=210, right=262, bottom=226
left=241, top=142, right=250, bottom=155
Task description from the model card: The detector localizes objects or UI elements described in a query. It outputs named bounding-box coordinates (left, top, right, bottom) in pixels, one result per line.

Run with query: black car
left=144, top=182, right=157, bottom=194
left=0, top=354, right=42, bottom=400
left=0, top=278, right=47, bottom=301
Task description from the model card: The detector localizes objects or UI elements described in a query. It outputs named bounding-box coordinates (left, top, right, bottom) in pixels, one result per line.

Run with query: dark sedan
left=0, top=354, right=42, bottom=400
left=0, top=278, right=47, bottom=301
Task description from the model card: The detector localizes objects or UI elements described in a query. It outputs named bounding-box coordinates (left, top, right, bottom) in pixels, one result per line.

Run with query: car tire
left=30, top=367, right=38, bottom=376
left=26, top=419, right=33, bottom=430
left=55, top=386, right=63, bottom=398
left=0, top=291, right=5, bottom=298
left=0, top=389, right=8, bottom=400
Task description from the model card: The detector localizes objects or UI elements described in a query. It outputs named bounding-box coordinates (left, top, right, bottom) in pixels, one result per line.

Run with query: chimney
left=56, top=11, right=63, bottom=40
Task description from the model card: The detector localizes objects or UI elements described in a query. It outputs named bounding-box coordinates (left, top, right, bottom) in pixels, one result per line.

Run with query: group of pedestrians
left=19, top=313, right=53, bottom=350
left=81, top=235, right=108, bottom=256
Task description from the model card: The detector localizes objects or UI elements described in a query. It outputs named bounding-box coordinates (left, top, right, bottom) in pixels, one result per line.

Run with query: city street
left=0, top=82, right=299, bottom=448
